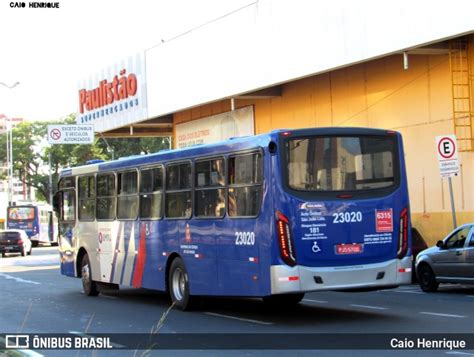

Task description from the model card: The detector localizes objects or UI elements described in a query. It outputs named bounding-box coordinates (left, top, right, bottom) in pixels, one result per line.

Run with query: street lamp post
left=1, top=81, right=20, bottom=205
left=6, top=118, right=13, bottom=205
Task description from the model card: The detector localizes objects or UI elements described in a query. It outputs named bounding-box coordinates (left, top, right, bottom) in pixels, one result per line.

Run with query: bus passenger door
left=216, top=152, right=264, bottom=296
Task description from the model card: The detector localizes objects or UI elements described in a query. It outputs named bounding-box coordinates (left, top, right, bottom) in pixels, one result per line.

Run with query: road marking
left=69, top=331, right=125, bottom=348
left=350, top=304, right=388, bottom=310
left=204, top=312, right=274, bottom=325
left=0, top=273, right=40, bottom=285
left=392, top=290, right=424, bottom=294
left=1, top=265, right=59, bottom=273
left=303, top=299, right=328, bottom=304
left=446, top=352, right=474, bottom=356
left=100, top=295, right=118, bottom=299
left=419, top=312, right=466, bottom=318
left=17, top=350, right=44, bottom=357
left=467, top=296, right=474, bottom=298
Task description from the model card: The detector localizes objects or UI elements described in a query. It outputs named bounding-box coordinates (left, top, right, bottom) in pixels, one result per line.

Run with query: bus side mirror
left=53, top=191, right=61, bottom=213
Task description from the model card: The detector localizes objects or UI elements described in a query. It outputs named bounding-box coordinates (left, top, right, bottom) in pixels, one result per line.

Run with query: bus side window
left=165, top=162, right=192, bottom=219
left=78, top=175, right=96, bottom=221
left=62, top=189, right=76, bottom=222
left=228, top=152, right=263, bottom=217
left=139, top=166, right=163, bottom=220
left=96, top=173, right=116, bottom=220
left=117, top=170, right=139, bottom=220
left=195, top=158, right=225, bottom=218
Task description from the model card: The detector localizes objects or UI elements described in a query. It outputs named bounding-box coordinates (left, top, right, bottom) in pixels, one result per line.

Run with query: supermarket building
left=76, top=1, right=474, bottom=244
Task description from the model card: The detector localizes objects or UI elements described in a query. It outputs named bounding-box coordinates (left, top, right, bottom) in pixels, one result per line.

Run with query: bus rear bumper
left=270, top=257, right=412, bottom=294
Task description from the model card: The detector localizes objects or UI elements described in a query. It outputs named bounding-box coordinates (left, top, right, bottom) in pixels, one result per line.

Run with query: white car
left=0, top=229, right=33, bottom=257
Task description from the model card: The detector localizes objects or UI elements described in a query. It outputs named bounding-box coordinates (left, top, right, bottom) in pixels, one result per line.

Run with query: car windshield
left=0, top=232, right=21, bottom=240
left=286, top=135, right=397, bottom=191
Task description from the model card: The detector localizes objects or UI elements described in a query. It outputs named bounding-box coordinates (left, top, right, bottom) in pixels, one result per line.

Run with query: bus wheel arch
left=76, top=247, right=88, bottom=278
left=166, top=255, right=198, bottom=310
left=165, top=253, right=181, bottom=293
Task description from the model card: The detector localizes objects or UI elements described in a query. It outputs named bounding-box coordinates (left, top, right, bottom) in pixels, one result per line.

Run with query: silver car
left=416, top=223, right=474, bottom=292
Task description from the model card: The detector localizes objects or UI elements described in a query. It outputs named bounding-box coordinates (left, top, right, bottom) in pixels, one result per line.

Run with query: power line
left=146, top=1, right=258, bottom=52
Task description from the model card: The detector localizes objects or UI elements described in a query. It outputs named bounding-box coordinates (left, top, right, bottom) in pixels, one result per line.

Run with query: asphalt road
left=1, top=246, right=473, bottom=356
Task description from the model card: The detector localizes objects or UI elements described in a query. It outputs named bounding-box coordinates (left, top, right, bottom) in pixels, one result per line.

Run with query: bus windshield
left=286, top=136, right=397, bottom=191
left=7, top=206, right=35, bottom=221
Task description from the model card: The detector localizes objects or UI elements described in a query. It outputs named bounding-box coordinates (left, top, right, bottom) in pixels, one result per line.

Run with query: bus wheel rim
left=82, top=264, right=90, bottom=287
left=172, top=268, right=185, bottom=301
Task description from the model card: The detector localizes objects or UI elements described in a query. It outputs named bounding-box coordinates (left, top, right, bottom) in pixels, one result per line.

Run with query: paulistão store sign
left=76, top=52, right=148, bottom=133
left=175, top=106, right=254, bottom=148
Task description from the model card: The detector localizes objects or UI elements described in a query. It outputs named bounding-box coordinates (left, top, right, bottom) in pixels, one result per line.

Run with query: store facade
left=77, top=1, right=474, bottom=244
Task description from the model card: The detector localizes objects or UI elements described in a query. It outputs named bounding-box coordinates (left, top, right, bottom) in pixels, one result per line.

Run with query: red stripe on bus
left=132, top=223, right=147, bottom=288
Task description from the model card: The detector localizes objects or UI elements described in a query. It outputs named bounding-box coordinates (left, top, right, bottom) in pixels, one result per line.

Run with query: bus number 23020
left=235, top=232, right=255, bottom=245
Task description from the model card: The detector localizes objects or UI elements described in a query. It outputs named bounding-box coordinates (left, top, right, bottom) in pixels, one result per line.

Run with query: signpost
left=435, top=135, right=460, bottom=229
left=47, top=125, right=95, bottom=204
left=47, top=125, right=94, bottom=144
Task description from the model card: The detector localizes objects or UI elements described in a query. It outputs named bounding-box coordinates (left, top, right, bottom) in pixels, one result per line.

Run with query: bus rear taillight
left=397, top=208, right=409, bottom=259
left=276, top=211, right=296, bottom=267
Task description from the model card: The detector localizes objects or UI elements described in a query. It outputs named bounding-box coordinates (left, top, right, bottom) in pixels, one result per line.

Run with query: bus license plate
left=335, top=243, right=363, bottom=255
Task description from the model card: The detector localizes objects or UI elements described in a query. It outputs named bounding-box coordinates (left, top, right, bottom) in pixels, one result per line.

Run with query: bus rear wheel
left=263, top=293, right=305, bottom=306
left=169, top=257, right=198, bottom=311
left=81, top=254, right=99, bottom=296
left=32, top=241, right=39, bottom=248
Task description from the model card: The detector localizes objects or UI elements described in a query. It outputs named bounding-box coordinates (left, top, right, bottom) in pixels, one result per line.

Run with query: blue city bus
left=7, top=204, right=58, bottom=247
left=54, top=127, right=412, bottom=310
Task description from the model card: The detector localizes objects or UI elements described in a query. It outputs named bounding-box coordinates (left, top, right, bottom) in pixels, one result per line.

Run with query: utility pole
left=1, top=81, right=20, bottom=206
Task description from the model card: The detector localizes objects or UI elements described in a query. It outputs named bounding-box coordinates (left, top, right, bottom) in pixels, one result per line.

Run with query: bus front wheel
left=168, top=257, right=198, bottom=311
left=81, top=254, right=99, bottom=296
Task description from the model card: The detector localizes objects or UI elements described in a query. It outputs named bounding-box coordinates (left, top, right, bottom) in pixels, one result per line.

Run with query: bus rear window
left=7, top=207, right=35, bottom=220
left=286, top=136, right=396, bottom=191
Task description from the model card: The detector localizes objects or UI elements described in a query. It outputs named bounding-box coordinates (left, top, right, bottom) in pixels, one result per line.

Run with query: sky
left=0, top=0, right=252, bottom=121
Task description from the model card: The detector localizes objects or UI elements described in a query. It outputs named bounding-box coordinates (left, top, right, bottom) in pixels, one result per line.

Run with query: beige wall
left=174, top=52, right=474, bottom=245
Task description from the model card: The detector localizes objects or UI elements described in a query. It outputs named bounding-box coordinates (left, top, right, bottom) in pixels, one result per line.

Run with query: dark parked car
left=0, top=229, right=32, bottom=257
left=411, top=228, right=428, bottom=282
left=415, top=223, right=474, bottom=292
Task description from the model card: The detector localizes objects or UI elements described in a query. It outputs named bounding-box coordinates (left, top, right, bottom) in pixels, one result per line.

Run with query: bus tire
left=263, top=293, right=305, bottom=306
left=418, top=264, right=438, bottom=292
left=81, top=254, right=99, bottom=296
left=32, top=241, right=39, bottom=248
left=168, top=257, right=197, bottom=311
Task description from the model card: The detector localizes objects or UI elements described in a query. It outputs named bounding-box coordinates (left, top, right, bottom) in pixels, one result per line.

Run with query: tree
left=0, top=114, right=171, bottom=204
left=96, top=136, right=170, bottom=160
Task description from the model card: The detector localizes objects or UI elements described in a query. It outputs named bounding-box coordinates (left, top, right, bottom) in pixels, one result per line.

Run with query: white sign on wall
left=175, top=106, right=254, bottom=149
left=48, top=125, right=95, bottom=144
left=76, top=52, right=148, bottom=133
left=435, top=134, right=460, bottom=177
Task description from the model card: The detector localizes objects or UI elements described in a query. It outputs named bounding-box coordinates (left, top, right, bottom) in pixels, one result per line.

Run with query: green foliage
left=2, top=114, right=171, bottom=203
